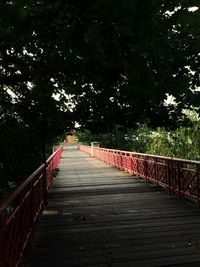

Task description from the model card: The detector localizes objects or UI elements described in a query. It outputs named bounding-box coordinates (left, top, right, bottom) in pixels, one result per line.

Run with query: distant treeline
left=77, top=118, right=200, bottom=161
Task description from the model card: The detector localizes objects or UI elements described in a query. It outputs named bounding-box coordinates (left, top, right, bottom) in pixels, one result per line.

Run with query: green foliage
left=148, top=110, right=200, bottom=159
left=148, top=123, right=200, bottom=160
left=77, top=124, right=152, bottom=152
left=126, top=125, right=153, bottom=153
left=77, top=127, right=130, bottom=150
left=147, top=128, right=173, bottom=156
left=77, top=121, right=200, bottom=161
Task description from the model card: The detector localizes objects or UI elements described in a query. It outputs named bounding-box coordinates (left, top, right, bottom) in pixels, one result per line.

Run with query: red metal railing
left=77, top=144, right=91, bottom=155
left=79, top=145, right=200, bottom=203
left=0, top=145, right=63, bottom=267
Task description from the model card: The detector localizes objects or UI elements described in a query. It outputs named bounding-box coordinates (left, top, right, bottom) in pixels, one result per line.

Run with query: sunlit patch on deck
left=43, top=210, right=59, bottom=216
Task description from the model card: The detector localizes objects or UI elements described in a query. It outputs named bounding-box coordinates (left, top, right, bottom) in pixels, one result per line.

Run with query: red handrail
left=77, top=144, right=91, bottom=155
left=79, top=145, right=200, bottom=203
left=0, top=145, right=63, bottom=267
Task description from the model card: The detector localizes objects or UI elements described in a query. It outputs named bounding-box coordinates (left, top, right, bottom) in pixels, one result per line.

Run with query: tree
left=148, top=122, right=200, bottom=160
left=0, top=0, right=199, bottom=132
left=146, top=110, right=200, bottom=159
left=77, top=126, right=131, bottom=150
left=0, top=84, right=73, bottom=196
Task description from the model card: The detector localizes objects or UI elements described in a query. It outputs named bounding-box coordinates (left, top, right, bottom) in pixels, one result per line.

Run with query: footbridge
left=1, top=144, right=200, bottom=267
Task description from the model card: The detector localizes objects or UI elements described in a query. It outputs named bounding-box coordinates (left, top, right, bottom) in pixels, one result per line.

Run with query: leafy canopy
left=0, top=0, right=200, bottom=132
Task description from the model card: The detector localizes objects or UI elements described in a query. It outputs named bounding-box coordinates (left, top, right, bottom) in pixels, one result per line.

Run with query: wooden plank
left=24, top=145, right=200, bottom=267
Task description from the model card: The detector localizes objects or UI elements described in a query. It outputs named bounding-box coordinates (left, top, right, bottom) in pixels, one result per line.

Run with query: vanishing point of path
left=25, top=145, right=200, bottom=267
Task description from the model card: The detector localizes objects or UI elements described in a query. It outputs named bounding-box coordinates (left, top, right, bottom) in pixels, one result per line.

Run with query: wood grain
left=24, top=145, right=200, bottom=267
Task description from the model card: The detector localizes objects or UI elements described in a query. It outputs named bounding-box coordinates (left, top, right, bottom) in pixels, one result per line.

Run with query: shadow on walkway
left=25, top=145, right=200, bottom=267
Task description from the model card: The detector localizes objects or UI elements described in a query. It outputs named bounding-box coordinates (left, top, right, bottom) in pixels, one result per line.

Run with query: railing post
left=136, top=155, right=139, bottom=176
left=166, top=159, right=171, bottom=193
left=30, top=179, right=35, bottom=240
left=170, top=159, right=175, bottom=194
left=197, top=164, right=200, bottom=205
left=144, top=156, right=148, bottom=182
left=91, top=142, right=100, bottom=157
left=43, top=163, right=48, bottom=206
left=91, top=144, right=94, bottom=157
left=120, top=152, right=123, bottom=170
left=154, top=157, right=158, bottom=185
left=177, top=161, right=183, bottom=199
left=130, top=154, right=133, bottom=175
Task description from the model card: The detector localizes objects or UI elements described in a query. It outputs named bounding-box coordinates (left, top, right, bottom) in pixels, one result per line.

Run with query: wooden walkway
left=25, top=145, right=200, bottom=267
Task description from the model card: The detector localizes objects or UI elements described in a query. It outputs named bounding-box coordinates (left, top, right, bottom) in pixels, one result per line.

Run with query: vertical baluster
left=144, top=155, right=148, bottom=182
left=197, top=164, right=200, bottom=205
left=177, top=161, right=183, bottom=199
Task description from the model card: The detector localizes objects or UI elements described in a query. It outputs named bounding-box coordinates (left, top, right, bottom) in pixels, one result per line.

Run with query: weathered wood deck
left=25, top=145, right=200, bottom=267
